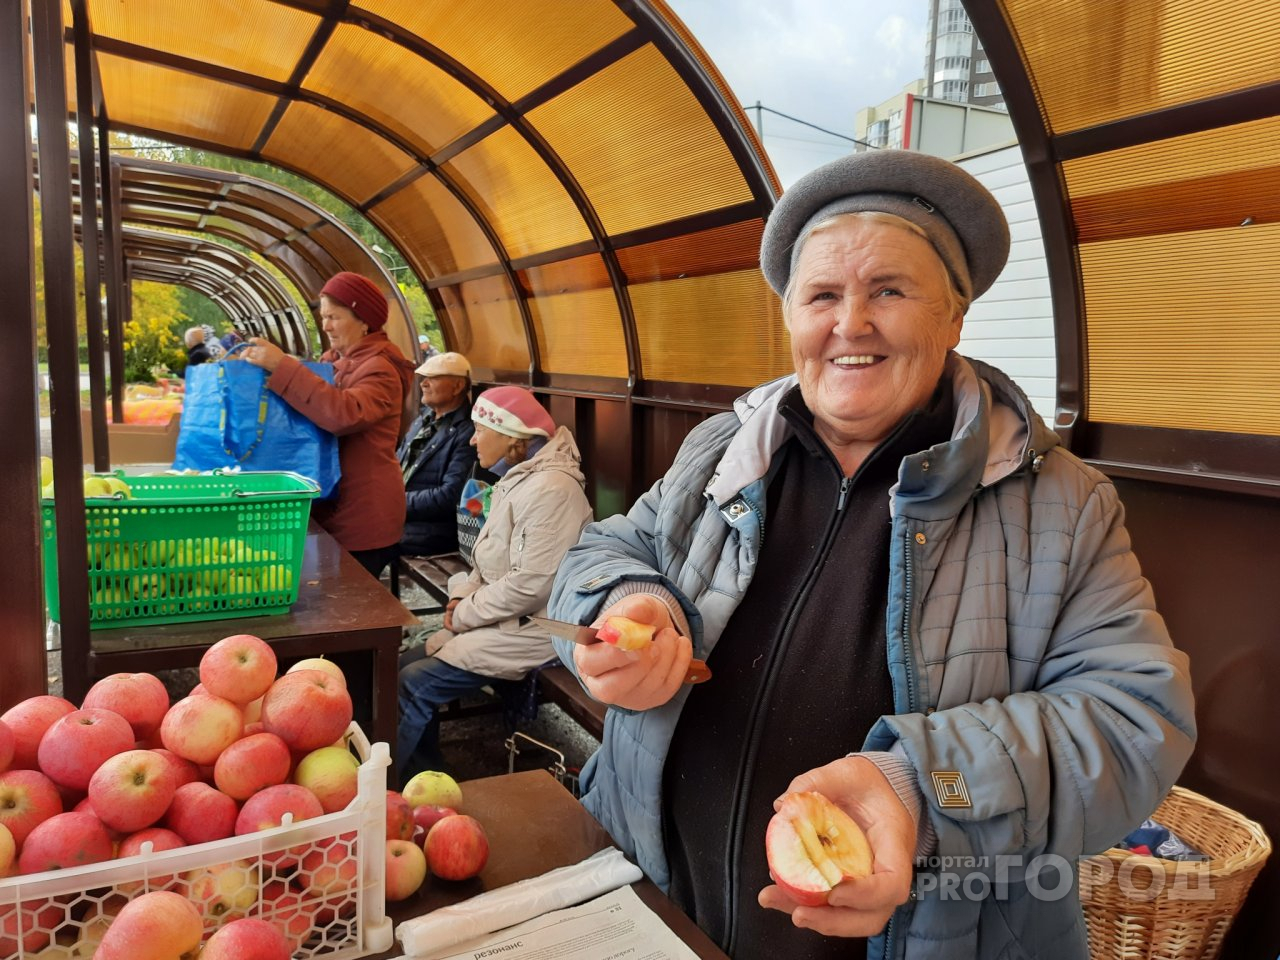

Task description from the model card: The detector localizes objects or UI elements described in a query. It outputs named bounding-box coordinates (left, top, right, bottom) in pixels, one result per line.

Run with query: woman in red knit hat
left=245, top=271, right=416, bottom=577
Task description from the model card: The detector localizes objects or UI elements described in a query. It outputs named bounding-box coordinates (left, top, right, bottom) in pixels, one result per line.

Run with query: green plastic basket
left=42, top=470, right=322, bottom=629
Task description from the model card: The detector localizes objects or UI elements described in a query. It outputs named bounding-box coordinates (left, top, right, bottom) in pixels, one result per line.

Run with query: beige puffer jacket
left=433, top=426, right=594, bottom=680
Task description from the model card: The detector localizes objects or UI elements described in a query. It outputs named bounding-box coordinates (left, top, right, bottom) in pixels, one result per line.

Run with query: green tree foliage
left=176, top=285, right=229, bottom=331
left=123, top=282, right=188, bottom=382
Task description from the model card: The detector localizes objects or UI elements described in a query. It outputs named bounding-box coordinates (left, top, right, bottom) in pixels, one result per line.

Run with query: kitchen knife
left=529, top=616, right=711, bottom=684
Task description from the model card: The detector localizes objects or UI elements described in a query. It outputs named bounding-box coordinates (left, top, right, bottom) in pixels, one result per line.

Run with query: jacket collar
left=497, top=425, right=585, bottom=489
left=705, top=354, right=1059, bottom=514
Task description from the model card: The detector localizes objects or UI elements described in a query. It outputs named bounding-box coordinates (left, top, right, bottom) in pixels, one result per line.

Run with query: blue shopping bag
left=173, top=347, right=341, bottom=498
left=456, top=473, right=493, bottom=567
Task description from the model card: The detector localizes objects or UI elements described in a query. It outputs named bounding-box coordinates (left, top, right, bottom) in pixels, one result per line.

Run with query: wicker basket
left=1081, top=786, right=1271, bottom=960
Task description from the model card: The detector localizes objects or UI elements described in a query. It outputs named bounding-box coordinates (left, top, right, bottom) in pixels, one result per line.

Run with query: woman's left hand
left=758, top=755, right=917, bottom=938
left=242, top=337, right=285, bottom=372
left=443, top=598, right=460, bottom=632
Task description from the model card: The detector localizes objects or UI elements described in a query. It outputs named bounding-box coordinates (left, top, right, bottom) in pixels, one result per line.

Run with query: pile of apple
left=0, top=634, right=377, bottom=958
left=383, top=768, right=491, bottom=902
left=40, top=457, right=133, bottom=500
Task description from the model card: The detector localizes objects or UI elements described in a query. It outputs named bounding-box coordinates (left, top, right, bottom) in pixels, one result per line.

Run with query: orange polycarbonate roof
left=68, top=0, right=783, bottom=388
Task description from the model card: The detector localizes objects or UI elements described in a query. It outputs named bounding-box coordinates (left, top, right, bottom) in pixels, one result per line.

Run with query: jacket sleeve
left=405, top=434, right=477, bottom=521
left=451, top=476, right=592, bottom=631
left=268, top=355, right=400, bottom=437
left=864, top=477, right=1196, bottom=864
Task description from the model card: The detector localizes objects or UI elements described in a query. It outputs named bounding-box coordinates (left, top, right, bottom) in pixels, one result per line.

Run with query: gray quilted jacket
left=549, top=354, right=1195, bottom=960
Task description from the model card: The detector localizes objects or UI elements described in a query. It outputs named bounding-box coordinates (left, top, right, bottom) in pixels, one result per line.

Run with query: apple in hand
left=200, top=917, right=292, bottom=960
left=0, top=768, right=63, bottom=846
left=765, top=791, right=873, bottom=906
left=214, top=732, right=292, bottom=800
left=200, top=634, right=278, bottom=706
left=159, top=693, right=243, bottom=765
left=164, top=781, right=238, bottom=845
left=87, top=749, right=178, bottom=832
left=260, top=670, right=353, bottom=752
left=386, top=790, right=414, bottom=841
left=424, top=814, right=489, bottom=881
left=95, top=890, right=203, bottom=960
left=385, top=838, right=428, bottom=900
left=596, top=615, right=656, bottom=651
left=36, top=707, right=135, bottom=791
left=403, top=769, right=462, bottom=811
left=412, top=804, right=457, bottom=840
left=18, top=810, right=114, bottom=873
left=0, top=695, right=76, bottom=769
left=81, top=673, right=170, bottom=741
left=292, top=745, right=359, bottom=813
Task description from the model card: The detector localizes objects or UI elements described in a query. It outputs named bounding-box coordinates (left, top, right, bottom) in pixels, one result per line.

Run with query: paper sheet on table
left=395, top=884, right=701, bottom=960
left=396, top=847, right=644, bottom=958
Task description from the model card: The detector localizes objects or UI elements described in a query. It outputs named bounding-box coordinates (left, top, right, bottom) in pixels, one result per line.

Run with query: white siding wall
left=955, top=143, right=1056, bottom=422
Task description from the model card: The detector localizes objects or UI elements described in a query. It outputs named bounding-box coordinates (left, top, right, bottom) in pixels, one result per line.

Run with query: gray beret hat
left=760, top=149, right=1010, bottom=303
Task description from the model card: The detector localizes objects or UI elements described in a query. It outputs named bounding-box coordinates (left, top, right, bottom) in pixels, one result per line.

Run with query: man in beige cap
left=397, top=351, right=481, bottom=557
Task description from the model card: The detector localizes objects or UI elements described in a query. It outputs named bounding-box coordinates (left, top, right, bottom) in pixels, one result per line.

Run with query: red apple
left=403, top=769, right=463, bottom=811
left=159, top=694, right=243, bottom=765
left=385, top=837, right=428, bottom=901
left=243, top=720, right=267, bottom=736
left=95, top=890, right=203, bottom=960
left=117, top=827, right=186, bottom=892
left=424, top=814, right=489, bottom=881
left=17, top=810, right=113, bottom=873
left=36, top=708, right=135, bottom=791
left=234, top=783, right=323, bottom=835
left=201, top=916, right=291, bottom=960
left=151, top=748, right=201, bottom=788
left=412, top=804, right=457, bottom=841
left=286, top=657, right=347, bottom=686
left=292, top=745, right=359, bottom=813
left=385, top=790, right=414, bottom=841
left=0, top=695, right=76, bottom=769
left=0, top=900, right=63, bottom=956
left=213, top=732, right=291, bottom=800
left=179, top=859, right=260, bottom=923
left=295, top=834, right=359, bottom=897
left=0, top=768, right=63, bottom=846
left=200, top=634, right=278, bottom=706
left=261, top=880, right=320, bottom=953
left=0, top=719, right=14, bottom=774
left=259, top=670, right=352, bottom=752
left=72, top=794, right=125, bottom=843
left=596, top=615, right=656, bottom=651
left=87, top=749, right=177, bottom=833
left=81, top=673, right=171, bottom=741
left=163, top=781, right=238, bottom=845
left=765, top=791, right=873, bottom=906
left=243, top=695, right=264, bottom=725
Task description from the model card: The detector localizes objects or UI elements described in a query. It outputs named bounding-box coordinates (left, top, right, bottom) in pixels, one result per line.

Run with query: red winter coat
left=268, top=332, right=415, bottom=552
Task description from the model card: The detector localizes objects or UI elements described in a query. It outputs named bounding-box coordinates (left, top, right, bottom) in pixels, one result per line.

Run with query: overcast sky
left=663, top=0, right=929, bottom=187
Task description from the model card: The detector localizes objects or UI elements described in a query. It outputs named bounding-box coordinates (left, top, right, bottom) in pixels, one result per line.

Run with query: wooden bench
left=535, top=665, right=606, bottom=742
left=391, top=552, right=469, bottom=615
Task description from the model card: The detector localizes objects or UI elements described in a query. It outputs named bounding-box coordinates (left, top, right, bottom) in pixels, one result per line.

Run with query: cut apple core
left=765, top=791, right=873, bottom=906
left=596, top=616, right=656, bottom=651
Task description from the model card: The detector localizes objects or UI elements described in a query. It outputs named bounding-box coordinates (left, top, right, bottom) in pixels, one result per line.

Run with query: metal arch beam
left=965, top=1, right=1086, bottom=451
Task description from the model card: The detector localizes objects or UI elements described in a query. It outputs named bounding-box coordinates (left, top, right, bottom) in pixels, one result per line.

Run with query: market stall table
left=380, top=769, right=729, bottom=959
left=75, top=522, right=418, bottom=755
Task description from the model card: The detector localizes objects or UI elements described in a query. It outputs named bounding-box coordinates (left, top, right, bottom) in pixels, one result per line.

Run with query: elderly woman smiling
left=548, top=151, right=1194, bottom=960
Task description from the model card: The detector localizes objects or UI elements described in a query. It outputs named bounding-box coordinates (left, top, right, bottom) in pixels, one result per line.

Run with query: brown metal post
left=101, top=144, right=124, bottom=421
left=71, top=0, right=109, bottom=470
left=0, top=0, right=51, bottom=705
left=33, top=0, right=93, bottom=701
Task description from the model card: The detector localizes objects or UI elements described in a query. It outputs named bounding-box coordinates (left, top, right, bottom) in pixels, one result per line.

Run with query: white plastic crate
left=0, top=724, right=393, bottom=959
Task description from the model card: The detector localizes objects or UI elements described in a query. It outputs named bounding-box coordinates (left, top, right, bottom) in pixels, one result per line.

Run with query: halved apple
left=765, top=791, right=873, bottom=906
left=596, top=616, right=656, bottom=651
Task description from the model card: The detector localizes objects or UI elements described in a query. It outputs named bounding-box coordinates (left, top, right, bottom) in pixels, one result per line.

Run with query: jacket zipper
left=723, top=473, right=851, bottom=954
left=883, top=529, right=920, bottom=960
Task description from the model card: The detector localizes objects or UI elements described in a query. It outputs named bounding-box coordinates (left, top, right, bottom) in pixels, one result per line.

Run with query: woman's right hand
left=574, top=594, right=693, bottom=711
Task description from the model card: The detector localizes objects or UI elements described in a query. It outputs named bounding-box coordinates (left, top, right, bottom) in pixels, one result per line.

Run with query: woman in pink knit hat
left=397, top=386, right=593, bottom=782
left=245, top=271, right=415, bottom=576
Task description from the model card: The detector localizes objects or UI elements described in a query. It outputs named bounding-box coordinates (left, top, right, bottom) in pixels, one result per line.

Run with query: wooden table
left=379, top=770, right=729, bottom=959
left=81, top=524, right=419, bottom=753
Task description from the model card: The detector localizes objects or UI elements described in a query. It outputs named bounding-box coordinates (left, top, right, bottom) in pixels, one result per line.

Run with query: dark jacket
left=186, top=342, right=212, bottom=367
left=268, top=331, right=415, bottom=552
left=397, top=402, right=477, bottom=556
